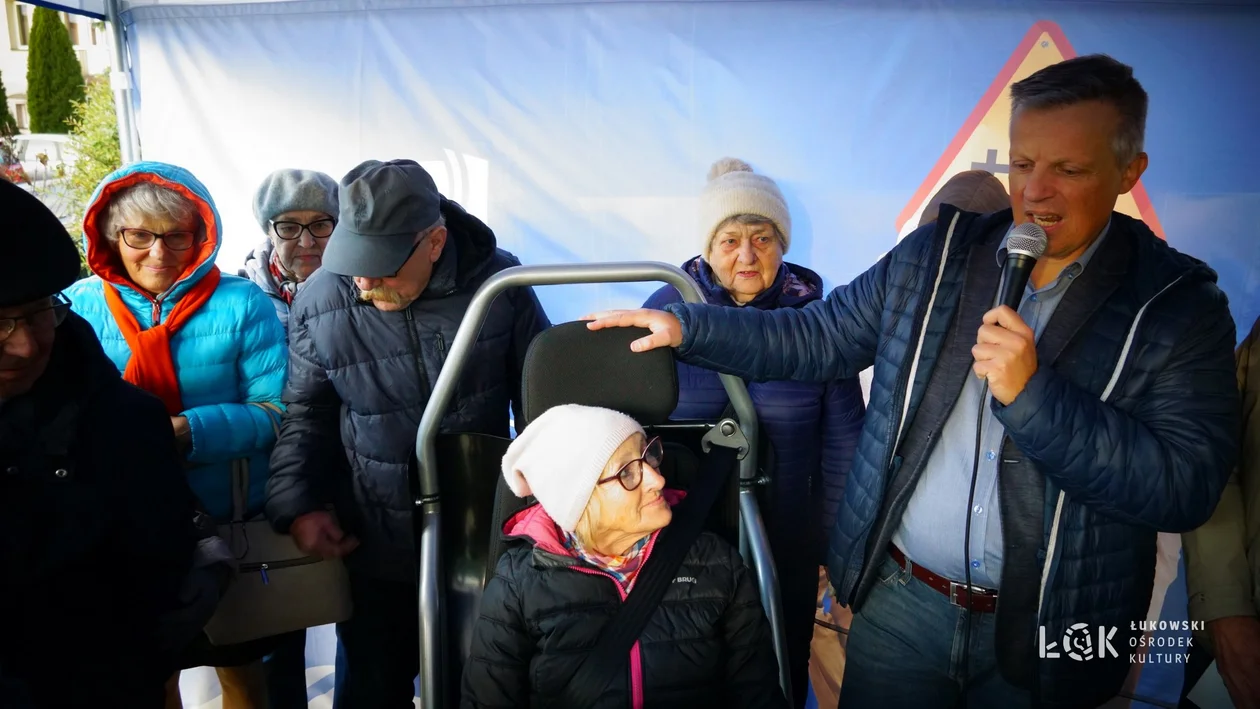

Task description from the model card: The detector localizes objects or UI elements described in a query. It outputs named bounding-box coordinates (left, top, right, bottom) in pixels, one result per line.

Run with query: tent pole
left=104, top=0, right=138, bottom=164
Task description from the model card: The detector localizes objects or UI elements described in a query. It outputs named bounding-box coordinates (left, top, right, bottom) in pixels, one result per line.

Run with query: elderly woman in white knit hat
left=461, top=404, right=786, bottom=709
left=641, top=158, right=865, bottom=707
left=239, top=168, right=339, bottom=331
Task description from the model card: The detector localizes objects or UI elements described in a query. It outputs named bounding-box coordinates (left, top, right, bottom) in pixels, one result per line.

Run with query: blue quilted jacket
left=65, top=162, right=288, bottom=522
left=663, top=206, right=1239, bottom=708
left=644, top=257, right=865, bottom=561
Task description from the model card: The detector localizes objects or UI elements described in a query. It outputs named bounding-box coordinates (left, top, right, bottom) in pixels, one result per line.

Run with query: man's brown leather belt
left=888, top=544, right=999, bottom=613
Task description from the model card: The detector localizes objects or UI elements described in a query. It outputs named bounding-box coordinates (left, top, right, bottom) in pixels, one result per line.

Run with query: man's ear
left=1119, top=152, right=1148, bottom=195
left=428, top=226, right=449, bottom=263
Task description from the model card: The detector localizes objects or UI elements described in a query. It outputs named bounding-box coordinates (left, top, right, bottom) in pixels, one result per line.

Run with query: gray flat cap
left=321, top=159, right=441, bottom=278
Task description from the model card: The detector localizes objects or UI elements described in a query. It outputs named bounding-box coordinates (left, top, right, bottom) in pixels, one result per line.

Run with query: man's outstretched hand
left=583, top=309, right=683, bottom=352
left=291, top=511, right=359, bottom=559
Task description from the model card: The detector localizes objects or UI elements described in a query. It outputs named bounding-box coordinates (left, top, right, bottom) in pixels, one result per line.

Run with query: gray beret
left=252, top=169, right=340, bottom=233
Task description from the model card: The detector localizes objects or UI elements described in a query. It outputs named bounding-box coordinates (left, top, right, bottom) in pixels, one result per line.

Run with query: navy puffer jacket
left=661, top=207, right=1239, bottom=708
left=643, top=258, right=864, bottom=559
left=266, top=199, right=550, bottom=582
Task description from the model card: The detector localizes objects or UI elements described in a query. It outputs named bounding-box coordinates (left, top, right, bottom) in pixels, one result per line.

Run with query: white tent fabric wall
left=121, top=0, right=742, bottom=319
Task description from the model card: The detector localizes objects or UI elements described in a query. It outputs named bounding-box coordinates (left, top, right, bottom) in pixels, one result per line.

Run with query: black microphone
left=994, top=223, right=1049, bottom=311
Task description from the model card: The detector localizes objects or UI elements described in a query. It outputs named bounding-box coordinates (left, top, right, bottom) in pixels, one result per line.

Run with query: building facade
left=2, top=0, right=112, bottom=132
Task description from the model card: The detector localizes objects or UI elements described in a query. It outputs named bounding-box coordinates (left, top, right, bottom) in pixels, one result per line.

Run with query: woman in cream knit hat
left=642, top=158, right=866, bottom=708
left=461, top=404, right=786, bottom=708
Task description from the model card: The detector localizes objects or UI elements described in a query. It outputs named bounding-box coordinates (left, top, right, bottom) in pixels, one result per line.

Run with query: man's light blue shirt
left=890, top=221, right=1110, bottom=587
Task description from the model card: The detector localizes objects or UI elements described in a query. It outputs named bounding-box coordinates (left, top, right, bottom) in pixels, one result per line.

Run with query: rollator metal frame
left=413, top=262, right=792, bottom=708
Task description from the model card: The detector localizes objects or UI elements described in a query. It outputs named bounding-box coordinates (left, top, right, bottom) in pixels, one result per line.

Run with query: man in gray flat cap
left=266, top=159, right=550, bottom=706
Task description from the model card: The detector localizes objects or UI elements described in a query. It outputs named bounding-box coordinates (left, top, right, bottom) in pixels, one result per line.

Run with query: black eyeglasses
left=0, top=293, right=71, bottom=343
left=596, top=437, right=664, bottom=492
left=271, top=219, right=335, bottom=241
left=118, top=228, right=200, bottom=252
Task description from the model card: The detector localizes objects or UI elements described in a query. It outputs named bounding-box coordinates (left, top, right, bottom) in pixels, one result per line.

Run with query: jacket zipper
left=1034, top=274, right=1189, bottom=623
left=562, top=533, right=658, bottom=709
left=846, top=214, right=957, bottom=603
left=889, top=212, right=958, bottom=456
left=403, top=308, right=431, bottom=402
left=239, top=555, right=321, bottom=585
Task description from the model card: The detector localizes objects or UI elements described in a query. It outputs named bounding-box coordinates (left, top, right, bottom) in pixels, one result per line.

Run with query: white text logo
left=1039, top=623, right=1119, bottom=661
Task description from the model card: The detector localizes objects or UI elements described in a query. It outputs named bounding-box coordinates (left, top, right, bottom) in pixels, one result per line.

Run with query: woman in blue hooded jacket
left=642, top=158, right=865, bottom=708
left=64, top=162, right=291, bottom=709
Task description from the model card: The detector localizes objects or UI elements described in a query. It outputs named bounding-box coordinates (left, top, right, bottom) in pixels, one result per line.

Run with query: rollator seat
left=434, top=321, right=744, bottom=692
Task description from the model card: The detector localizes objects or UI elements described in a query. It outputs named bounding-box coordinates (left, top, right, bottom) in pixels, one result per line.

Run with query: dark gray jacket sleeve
left=266, top=307, right=345, bottom=532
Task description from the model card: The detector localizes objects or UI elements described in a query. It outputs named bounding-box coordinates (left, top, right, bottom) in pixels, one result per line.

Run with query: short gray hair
left=711, top=214, right=785, bottom=251
left=1010, top=54, right=1148, bottom=168
left=104, top=182, right=199, bottom=242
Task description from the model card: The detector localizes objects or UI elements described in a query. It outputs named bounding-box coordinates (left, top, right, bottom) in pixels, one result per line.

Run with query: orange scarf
left=102, top=267, right=222, bottom=414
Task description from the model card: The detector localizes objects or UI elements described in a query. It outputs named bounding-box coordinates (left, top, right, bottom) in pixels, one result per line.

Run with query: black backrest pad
left=520, top=321, right=678, bottom=429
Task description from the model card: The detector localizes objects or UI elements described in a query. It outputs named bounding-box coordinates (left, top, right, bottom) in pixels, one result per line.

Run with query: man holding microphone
left=587, top=54, right=1239, bottom=709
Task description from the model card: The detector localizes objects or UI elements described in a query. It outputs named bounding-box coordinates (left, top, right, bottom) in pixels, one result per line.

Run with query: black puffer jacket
left=0, top=313, right=198, bottom=708
left=266, top=199, right=550, bottom=582
left=461, top=500, right=787, bottom=709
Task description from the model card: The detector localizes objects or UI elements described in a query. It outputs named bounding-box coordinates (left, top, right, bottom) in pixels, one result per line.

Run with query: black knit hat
left=0, top=179, right=81, bottom=308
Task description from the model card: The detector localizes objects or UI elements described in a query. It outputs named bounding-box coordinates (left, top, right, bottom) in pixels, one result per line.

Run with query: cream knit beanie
left=698, top=157, right=792, bottom=258
left=501, top=404, right=645, bottom=532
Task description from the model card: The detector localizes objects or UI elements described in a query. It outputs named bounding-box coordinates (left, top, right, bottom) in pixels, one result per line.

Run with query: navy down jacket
left=266, top=199, right=550, bottom=582
left=661, top=207, right=1239, bottom=708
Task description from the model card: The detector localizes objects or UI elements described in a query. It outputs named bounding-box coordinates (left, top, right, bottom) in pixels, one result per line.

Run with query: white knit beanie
left=502, top=404, right=645, bottom=532
left=698, top=157, right=792, bottom=258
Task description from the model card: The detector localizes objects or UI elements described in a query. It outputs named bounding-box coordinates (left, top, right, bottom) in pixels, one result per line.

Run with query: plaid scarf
left=268, top=251, right=300, bottom=306
left=563, top=530, right=652, bottom=591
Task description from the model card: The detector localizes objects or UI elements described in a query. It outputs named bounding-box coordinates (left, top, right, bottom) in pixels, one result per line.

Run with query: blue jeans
left=838, top=553, right=1032, bottom=709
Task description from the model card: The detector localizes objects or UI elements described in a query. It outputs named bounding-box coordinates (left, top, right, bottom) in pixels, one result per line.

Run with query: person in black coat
left=462, top=404, right=786, bottom=709
left=0, top=179, right=200, bottom=708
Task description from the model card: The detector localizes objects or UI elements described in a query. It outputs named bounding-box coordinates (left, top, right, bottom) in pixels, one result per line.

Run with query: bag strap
left=226, top=403, right=283, bottom=526
left=251, top=402, right=283, bottom=438
left=553, top=437, right=739, bottom=706
left=230, top=459, right=249, bottom=525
